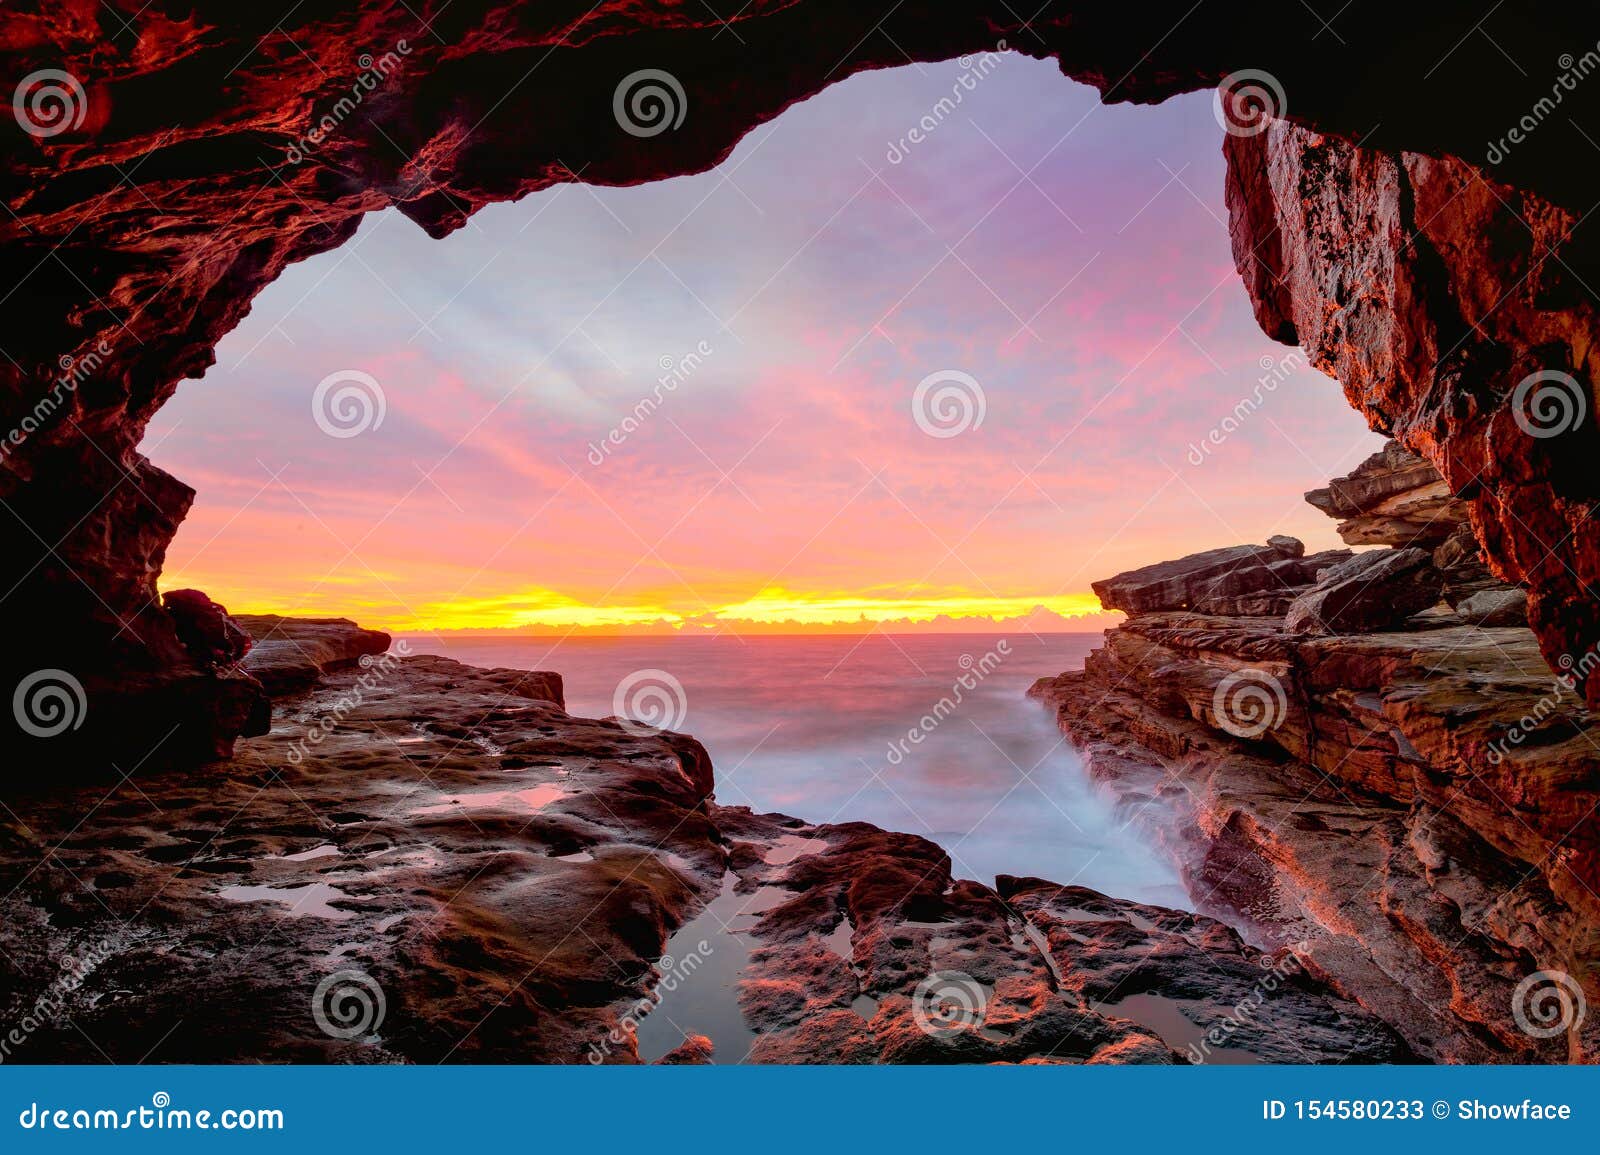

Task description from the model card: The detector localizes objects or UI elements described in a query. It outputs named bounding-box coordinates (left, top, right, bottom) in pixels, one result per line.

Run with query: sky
left=142, top=53, right=1385, bottom=636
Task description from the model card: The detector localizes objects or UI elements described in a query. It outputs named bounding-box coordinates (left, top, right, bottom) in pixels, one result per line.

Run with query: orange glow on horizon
left=162, top=572, right=1113, bottom=634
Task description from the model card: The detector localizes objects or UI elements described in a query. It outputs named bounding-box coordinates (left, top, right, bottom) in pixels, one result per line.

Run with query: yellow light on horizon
left=161, top=577, right=1112, bottom=634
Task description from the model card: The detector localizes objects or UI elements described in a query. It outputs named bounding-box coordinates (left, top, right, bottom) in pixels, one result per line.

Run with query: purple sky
left=142, top=53, right=1384, bottom=633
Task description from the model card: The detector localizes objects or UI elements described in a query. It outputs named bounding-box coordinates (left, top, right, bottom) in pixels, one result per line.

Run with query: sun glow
left=178, top=579, right=1112, bottom=634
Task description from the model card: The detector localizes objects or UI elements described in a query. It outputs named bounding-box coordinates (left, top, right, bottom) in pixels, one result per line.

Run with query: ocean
left=399, top=631, right=1182, bottom=906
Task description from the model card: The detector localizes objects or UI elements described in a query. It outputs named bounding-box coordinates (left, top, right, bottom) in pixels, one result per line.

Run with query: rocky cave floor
left=0, top=624, right=1407, bottom=1065
left=2, top=445, right=1597, bottom=1065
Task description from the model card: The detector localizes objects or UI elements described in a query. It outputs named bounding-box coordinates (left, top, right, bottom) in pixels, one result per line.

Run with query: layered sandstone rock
left=1283, top=547, right=1444, bottom=635
left=235, top=614, right=394, bottom=696
left=1300, top=439, right=1527, bottom=626
left=1033, top=533, right=1600, bottom=1062
left=1305, top=442, right=1467, bottom=548
left=1094, top=537, right=1308, bottom=614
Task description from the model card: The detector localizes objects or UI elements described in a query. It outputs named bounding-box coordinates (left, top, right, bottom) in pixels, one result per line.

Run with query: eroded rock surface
left=1283, top=547, right=1443, bottom=636
left=1032, top=528, right=1600, bottom=1062
left=1093, top=538, right=1307, bottom=614
left=235, top=614, right=394, bottom=696
left=1226, top=125, right=1600, bottom=703
left=0, top=623, right=1401, bottom=1064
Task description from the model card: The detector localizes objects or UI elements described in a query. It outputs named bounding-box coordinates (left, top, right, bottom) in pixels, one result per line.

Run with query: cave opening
left=7, top=3, right=1600, bottom=1070
left=138, top=57, right=1378, bottom=891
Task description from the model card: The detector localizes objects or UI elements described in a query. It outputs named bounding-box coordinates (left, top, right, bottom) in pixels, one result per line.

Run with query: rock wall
left=4, top=2, right=1600, bottom=760
left=1032, top=459, right=1600, bottom=1062
left=1226, top=124, right=1600, bottom=702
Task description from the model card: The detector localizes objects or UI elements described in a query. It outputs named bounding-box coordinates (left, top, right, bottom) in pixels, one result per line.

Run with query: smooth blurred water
left=399, top=632, right=1183, bottom=905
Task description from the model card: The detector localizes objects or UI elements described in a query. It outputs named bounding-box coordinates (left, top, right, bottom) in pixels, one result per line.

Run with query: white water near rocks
left=402, top=632, right=1182, bottom=903
left=402, top=632, right=1188, bottom=1061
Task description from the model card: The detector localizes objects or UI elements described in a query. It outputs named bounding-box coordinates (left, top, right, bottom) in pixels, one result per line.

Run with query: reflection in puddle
left=823, top=915, right=854, bottom=960
left=1103, top=993, right=1262, bottom=1064
left=762, top=835, right=828, bottom=866
left=1018, top=920, right=1066, bottom=987
left=277, top=844, right=340, bottom=862
left=635, top=873, right=789, bottom=1064
left=411, top=783, right=571, bottom=817
left=218, top=881, right=362, bottom=920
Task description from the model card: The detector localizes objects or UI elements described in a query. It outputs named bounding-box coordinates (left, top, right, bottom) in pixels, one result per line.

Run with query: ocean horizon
left=400, top=630, right=1183, bottom=905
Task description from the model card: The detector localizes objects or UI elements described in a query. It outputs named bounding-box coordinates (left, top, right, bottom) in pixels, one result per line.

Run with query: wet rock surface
left=235, top=615, right=394, bottom=696
left=0, top=651, right=717, bottom=1062
left=1031, top=508, right=1600, bottom=1062
left=0, top=626, right=1400, bottom=1065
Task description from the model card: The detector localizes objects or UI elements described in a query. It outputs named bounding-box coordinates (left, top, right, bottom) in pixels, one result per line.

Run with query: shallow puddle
left=634, top=873, right=793, bottom=1064
left=762, top=835, right=828, bottom=866
left=217, top=881, right=361, bottom=920
left=823, top=915, right=854, bottom=960
left=411, top=783, right=571, bottom=817
left=277, top=844, right=340, bottom=862
left=1102, top=992, right=1262, bottom=1064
